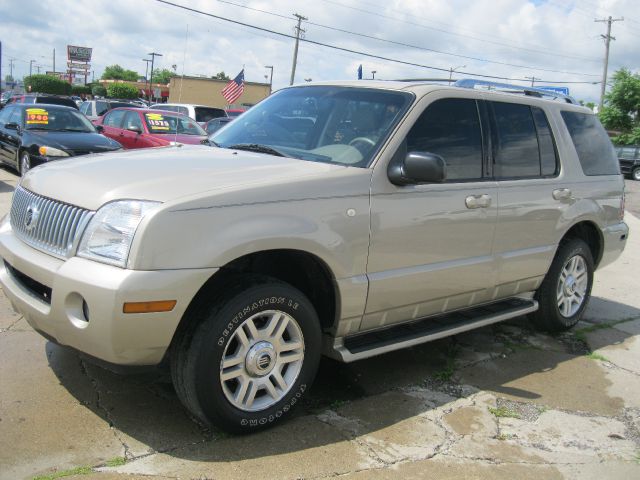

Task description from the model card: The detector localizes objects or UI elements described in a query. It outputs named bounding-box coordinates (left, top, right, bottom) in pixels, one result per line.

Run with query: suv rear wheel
left=529, top=238, right=594, bottom=332
left=632, top=167, right=640, bottom=181
left=171, top=275, right=321, bottom=433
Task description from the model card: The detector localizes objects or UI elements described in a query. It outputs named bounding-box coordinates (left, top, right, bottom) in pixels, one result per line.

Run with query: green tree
left=102, top=64, right=139, bottom=82
left=106, top=83, right=138, bottom=99
left=91, top=84, right=107, bottom=97
left=24, top=74, right=72, bottom=95
left=151, top=68, right=175, bottom=84
left=599, top=68, right=640, bottom=144
left=71, top=85, right=91, bottom=95
left=212, top=71, right=230, bottom=81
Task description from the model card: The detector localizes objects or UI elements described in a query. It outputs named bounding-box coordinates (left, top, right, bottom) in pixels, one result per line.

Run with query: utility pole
left=53, top=48, right=55, bottom=74
left=148, top=52, right=162, bottom=102
left=289, top=13, right=307, bottom=85
left=595, top=16, right=623, bottom=111
left=264, top=65, right=273, bottom=93
left=29, top=60, right=35, bottom=77
left=525, top=76, right=540, bottom=87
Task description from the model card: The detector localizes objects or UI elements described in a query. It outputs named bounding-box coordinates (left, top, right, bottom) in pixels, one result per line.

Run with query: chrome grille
left=10, top=186, right=93, bottom=258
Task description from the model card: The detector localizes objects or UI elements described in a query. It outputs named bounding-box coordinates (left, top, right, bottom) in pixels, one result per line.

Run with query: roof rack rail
left=453, top=79, right=579, bottom=105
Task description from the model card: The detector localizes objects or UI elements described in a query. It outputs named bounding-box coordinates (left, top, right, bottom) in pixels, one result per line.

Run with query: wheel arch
left=169, top=248, right=339, bottom=353
left=561, top=220, right=603, bottom=268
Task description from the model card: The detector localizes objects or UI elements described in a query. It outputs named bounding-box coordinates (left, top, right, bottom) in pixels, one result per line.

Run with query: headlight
left=77, top=200, right=160, bottom=268
left=38, top=146, right=69, bottom=157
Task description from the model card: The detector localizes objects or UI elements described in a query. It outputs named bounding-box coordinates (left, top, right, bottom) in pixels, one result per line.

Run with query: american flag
left=221, top=69, right=245, bottom=104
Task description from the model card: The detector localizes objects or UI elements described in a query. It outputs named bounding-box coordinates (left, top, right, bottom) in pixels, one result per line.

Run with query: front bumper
left=0, top=224, right=217, bottom=365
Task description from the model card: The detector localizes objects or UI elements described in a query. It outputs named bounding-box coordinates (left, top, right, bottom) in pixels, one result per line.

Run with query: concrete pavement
left=0, top=166, right=639, bottom=479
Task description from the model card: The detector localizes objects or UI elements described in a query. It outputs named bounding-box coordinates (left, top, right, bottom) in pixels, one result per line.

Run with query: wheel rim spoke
left=557, top=254, right=589, bottom=318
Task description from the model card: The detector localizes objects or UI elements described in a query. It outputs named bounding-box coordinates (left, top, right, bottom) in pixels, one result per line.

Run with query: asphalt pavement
left=1, top=166, right=639, bottom=480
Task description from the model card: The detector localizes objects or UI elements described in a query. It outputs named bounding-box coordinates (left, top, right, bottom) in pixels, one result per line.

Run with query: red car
left=95, top=107, right=210, bottom=149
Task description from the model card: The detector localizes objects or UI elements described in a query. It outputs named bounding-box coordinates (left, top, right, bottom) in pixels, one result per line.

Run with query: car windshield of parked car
left=212, top=86, right=412, bottom=167
left=23, top=106, right=96, bottom=132
left=144, top=112, right=207, bottom=135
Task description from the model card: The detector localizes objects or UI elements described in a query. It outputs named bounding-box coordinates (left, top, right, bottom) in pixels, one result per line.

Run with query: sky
left=0, top=0, right=638, bottom=104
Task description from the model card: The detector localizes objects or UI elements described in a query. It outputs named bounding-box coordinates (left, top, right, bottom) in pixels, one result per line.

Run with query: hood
left=21, top=145, right=367, bottom=211
left=26, top=131, right=121, bottom=153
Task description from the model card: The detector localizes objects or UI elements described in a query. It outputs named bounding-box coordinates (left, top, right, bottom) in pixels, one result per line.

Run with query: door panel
left=364, top=96, right=498, bottom=332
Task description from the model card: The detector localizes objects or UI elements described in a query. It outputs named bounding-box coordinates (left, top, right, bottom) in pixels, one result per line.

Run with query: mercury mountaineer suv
left=0, top=80, right=628, bottom=433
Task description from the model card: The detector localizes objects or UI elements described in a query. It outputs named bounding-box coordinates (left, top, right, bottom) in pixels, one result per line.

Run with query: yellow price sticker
left=26, top=108, right=49, bottom=125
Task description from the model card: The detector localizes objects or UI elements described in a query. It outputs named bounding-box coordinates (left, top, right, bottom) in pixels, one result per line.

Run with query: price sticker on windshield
left=145, top=113, right=170, bottom=130
left=26, top=108, right=49, bottom=125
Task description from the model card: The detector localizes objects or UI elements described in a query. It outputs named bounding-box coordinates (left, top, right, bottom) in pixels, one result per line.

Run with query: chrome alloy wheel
left=556, top=255, right=588, bottom=317
left=220, top=310, right=305, bottom=412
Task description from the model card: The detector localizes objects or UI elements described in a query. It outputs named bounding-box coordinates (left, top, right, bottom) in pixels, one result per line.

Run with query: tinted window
left=7, top=108, right=22, bottom=125
left=532, top=107, right=558, bottom=176
left=96, top=101, right=108, bottom=116
left=492, top=102, right=539, bottom=178
left=103, top=110, right=126, bottom=128
left=123, top=111, right=143, bottom=131
left=144, top=112, right=207, bottom=135
left=619, top=147, right=637, bottom=160
left=35, top=96, right=78, bottom=109
left=195, top=107, right=226, bottom=123
left=561, top=111, right=619, bottom=175
left=79, top=102, right=90, bottom=115
left=406, top=98, right=483, bottom=180
left=0, top=106, right=13, bottom=125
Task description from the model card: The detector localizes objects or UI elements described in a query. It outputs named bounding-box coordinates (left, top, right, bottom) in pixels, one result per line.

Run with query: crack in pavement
left=0, top=315, right=24, bottom=333
left=79, top=358, right=133, bottom=460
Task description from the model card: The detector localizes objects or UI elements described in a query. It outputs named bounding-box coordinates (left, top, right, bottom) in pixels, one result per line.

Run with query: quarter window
left=532, top=107, right=558, bottom=176
left=561, top=111, right=619, bottom=176
left=406, top=98, right=483, bottom=181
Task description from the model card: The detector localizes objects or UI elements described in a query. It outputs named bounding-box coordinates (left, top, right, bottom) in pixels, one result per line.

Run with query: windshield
left=24, top=106, right=96, bottom=132
left=212, top=86, right=412, bottom=167
left=144, top=112, right=207, bottom=135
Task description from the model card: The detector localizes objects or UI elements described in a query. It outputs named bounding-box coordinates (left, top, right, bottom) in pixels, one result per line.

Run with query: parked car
left=0, top=80, right=627, bottom=434
left=150, top=103, right=227, bottom=125
left=225, top=108, right=246, bottom=118
left=80, top=99, right=140, bottom=122
left=95, top=107, right=210, bottom=148
left=0, top=91, right=15, bottom=109
left=616, top=145, right=640, bottom=180
left=5, top=93, right=79, bottom=110
left=204, top=116, right=233, bottom=135
left=0, top=103, right=121, bottom=175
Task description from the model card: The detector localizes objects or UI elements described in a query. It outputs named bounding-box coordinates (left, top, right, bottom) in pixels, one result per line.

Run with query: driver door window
left=406, top=98, right=484, bottom=181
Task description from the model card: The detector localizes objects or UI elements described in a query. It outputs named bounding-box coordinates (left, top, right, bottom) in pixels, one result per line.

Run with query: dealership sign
left=67, top=62, right=90, bottom=70
left=67, top=45, right=92, bottom=63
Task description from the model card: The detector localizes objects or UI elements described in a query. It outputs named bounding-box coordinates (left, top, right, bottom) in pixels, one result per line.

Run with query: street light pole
left=264, top=65, right=273, bottom=94
left=147, top=52, right=163, bottom=102
left=449, top=65, right=466, bottom=83
left=143, top=58, right=152, bottom=100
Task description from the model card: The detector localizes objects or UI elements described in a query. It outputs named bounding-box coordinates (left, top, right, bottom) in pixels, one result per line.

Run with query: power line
left=205, top=0, right=601, bottom=71
left=152, top=0, right=599, bottom=84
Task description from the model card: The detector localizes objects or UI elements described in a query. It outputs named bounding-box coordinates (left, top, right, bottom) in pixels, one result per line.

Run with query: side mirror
left=388, top=152, right=446, bottom=186
left=95, top=125, right=104, bottom=133
left=127, top=125, right=142, bottom=134
left=5, top=122, right=20, bottom=131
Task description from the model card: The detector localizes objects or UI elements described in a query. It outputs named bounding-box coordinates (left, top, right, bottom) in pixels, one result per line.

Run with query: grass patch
left=574, top=317, right=639, bottom=342
left=488, top=406, right=521, bottom=419
left=433, top=342, right=459, bottom=382
left=32, top=466, right=92, bottom=480
left=495, top=433, right=514, bottom=441
left=586, top=352, right=609, bottom=362
left=328, top=399, right=348, bottom=411
left=104, top=457, right=126, bottom=467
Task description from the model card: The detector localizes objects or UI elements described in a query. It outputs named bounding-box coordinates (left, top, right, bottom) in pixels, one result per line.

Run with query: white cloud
left=1, top=0, right=638, bottom=102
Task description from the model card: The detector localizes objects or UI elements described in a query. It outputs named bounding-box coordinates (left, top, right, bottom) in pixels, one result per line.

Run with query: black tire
left=529, top=238, right=594, bottom=332
left=171, top=275, right=322, bottom=433
left=19, top=151, right=31, bottom=177
left=632, top=167, right=640, bottom=181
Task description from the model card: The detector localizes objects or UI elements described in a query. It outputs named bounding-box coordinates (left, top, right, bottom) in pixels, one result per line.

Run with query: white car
left=150, top=103, right=227, bottom=125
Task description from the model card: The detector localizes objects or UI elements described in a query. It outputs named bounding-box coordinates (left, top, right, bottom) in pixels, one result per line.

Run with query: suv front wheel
left=171, top=275, right=322, bottom=433
left=529, top=238, right=594, bottom=332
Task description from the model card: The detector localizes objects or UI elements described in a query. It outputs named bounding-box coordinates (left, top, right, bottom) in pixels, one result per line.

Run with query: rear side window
left=96, top=101, right=108, bottom=116
left=407, top=98, right=483, bottom=181
left=492, top=102, right=540, bottom=178
left=195, top=107, right=226, bottom=123
left=561, top=111, right=619, bottom=175
left=619, top=147, right=638, bottom=160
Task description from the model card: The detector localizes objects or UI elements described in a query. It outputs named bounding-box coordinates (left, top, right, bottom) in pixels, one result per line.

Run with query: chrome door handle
left=553, top=188, right=572, bottom=200
left=465, top=194, right=492, bottom=209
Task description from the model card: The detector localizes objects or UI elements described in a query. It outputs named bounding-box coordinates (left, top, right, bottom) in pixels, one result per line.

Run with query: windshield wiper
left=226, top=143, right=289, bottom=157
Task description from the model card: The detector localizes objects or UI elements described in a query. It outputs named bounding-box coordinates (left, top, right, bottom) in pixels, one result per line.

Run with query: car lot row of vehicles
left=0, top=93, right=245, bottom=175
